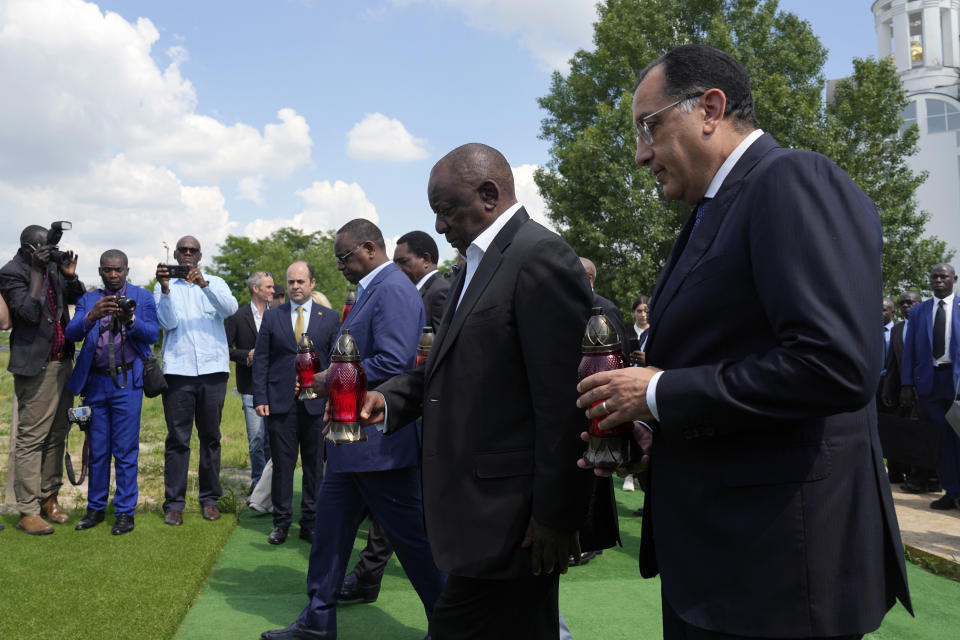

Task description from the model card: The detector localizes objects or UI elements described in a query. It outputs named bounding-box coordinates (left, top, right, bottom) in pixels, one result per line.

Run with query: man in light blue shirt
left=154, top=235, right=238, bottom=526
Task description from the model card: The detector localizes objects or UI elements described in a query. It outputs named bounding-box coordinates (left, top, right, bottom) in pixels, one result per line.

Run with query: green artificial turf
left=175, top=480, right=960, bottom=640
left=0, top=506, right=235, bottom=640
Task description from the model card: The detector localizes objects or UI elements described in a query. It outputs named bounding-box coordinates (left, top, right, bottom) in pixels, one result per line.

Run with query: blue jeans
left=241, top=393, right=270, bottom=485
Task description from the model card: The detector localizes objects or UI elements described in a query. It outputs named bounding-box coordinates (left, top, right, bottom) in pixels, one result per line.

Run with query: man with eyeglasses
left=154, top=236, right=238, bottom=526
left=576, top=45, right=911, bottom=639
left=262, top=219, right=444, bottom=640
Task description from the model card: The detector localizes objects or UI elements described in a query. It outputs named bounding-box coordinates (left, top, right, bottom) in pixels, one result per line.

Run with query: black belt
left=92, top=362, right=135, bottom=376
left=934, top=363, right=952, bottom=370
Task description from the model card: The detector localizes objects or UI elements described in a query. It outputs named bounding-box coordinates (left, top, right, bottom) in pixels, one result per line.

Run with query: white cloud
left=0, top=0, right=312, bottom=183
left=390, top=0, right=598, bottom=70
left=238, top=175, right=266, bottom=204
left=346, top=112, right=430, bottom=162
left=512, top=164, right=557, bottom=233
left=243, top=180, right=379, bottom=240
left=0, top=154, right=234, bottom=286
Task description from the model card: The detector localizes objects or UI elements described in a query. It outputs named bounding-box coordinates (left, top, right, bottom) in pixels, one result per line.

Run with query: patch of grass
left=0, top=506, right=235, bottom=640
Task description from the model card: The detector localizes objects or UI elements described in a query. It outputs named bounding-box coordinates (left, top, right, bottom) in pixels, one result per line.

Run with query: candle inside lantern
left=325, top=329, right=368, bottom=444
left=295, top=334, right=320, bottom=401
left=579, top=307, right=640, bottom=470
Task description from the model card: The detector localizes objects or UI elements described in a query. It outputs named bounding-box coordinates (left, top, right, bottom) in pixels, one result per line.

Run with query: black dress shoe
left=112, top=513, right=135, bottom=535
left=164, top=510, right=183, bottom=526
left=930, top=494, right=959, bottom=510
left=299, top=526, right=314, bottom=542
left=337, top=571, right=380, bottom=603
left=75, top=509, right=105, bottom=531
left=261, top=622, right=333, bottom=639
left=268, top=526, right=289, bottom=545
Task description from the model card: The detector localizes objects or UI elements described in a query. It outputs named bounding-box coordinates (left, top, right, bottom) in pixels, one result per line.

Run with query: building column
left=943, top=1, right=960, bottom=67
left=893, top=4, right=912, bottom=71
left=923, top=0, right=944, bottom=67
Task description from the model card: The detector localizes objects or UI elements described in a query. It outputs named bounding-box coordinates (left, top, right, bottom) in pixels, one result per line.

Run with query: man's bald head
left=174, top=235, right=202, bottom=267
left=431, top=143, right=516, bottom=202
left=579, top=257, right=597, bottom=289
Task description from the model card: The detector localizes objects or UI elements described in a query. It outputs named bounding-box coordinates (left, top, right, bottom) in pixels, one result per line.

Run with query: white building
left=873, top=0, right=960, bottom=259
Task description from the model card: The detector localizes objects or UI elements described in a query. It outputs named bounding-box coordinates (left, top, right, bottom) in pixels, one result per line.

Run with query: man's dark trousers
left=161, top=372, right=228, bottom=511
left=267, top=400, right=323, bottom=530
left=917, top=367, right=960, bottom=499
left=431, top=573, right=559, bottom=639
left=297, top=466, right=445, bottom=634
left=85, top=372, right=142, bottom=514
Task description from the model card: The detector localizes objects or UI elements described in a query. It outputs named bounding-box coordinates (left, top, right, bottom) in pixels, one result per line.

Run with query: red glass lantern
left=295, top=334, right=321, bottom=401
left=325, top=329, right=368, bottom=444
left=415, top=326, right=434, bottom=367
left=341, top=289, right=357, bottom=323
left=579, top=307, right=640, bottom=470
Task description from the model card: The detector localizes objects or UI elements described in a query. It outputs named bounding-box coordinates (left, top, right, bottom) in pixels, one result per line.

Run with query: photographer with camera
left=154, top=235, right=238, bottom=525
left=0, top=223, right=84, bottom=535
left=65, top=250, right=159, bottom=535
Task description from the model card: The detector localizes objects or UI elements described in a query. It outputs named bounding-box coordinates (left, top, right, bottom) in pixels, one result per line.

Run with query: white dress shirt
left=456, top=202, right=523, bottom=309
left=933, top=292, right=955, bottom=366
left=251, top=301, right=265, bottom=332
left=415, top=269, right=439, bottom=291
left=290, top=298, right=314, bottom=335
left=646, top=130, right=764, bottom=422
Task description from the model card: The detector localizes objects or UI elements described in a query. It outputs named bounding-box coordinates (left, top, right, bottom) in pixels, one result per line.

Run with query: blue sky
left=0, top=1, right=880, bottom=285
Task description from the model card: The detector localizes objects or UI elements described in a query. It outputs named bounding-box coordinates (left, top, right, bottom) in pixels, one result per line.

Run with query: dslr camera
left=114, top=295, right=137, bottom=315
left=67, top=406, right=93, bottom=429
left=45, top=221, right=73, bottom=266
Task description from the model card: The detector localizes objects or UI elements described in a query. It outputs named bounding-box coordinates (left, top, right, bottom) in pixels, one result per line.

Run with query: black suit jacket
left=252, top=301, right=339, bottom=416
left=641, top=134, right=911, bottom=636
left=419, top=270, right=451, bottom=330
left=377, top=208, right=599, bottom=579
left=881, top=320, right=906, bottom=403
left=0, top=251, right=84, bottom=376
left=225, top=303, right=261, bottom=395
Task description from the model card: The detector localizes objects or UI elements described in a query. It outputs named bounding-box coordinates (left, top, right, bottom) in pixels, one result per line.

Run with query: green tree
left=537, top=0, right=947, bottom=309
left=210, top=227, right=348, bottom=311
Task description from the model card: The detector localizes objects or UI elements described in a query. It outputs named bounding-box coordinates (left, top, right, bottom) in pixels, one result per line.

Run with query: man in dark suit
left=0, top=224, right=84, bottom=535
left=901, top=263, right=960, bottom=511
left=393, top=230, right=452, bottom=330
left=225, top=270, right=275, bottom=490
left=252, top=261, right=338, bottom=544
left=338, top=229, right=455, bottom=604
left=262, top=220, right=444, bottom=640
left=880, top=291, right=937, bottom=490
left=66, top=249, right=159, bottom=535
left=360, top=144, right=596, bottom=639
left=576, top=45, right=911, bottom=639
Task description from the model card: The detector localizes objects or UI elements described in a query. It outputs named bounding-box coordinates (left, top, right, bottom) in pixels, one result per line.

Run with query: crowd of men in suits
left=6, top=42, right=960, bottom=640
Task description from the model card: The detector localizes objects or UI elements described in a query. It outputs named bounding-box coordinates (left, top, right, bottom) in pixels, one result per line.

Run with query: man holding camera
left=0, top=224, right=84, bottom=535
left=65, top=250, right=159, bottom=534
left=154, top=236, right=238, bottom=525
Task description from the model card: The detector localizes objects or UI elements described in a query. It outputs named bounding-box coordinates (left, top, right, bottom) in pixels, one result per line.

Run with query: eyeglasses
left=176, top=246, right=200, bottom=254
left=634, top=92, right=704, bottom=145
left=335, top=243, right=365, bottom=266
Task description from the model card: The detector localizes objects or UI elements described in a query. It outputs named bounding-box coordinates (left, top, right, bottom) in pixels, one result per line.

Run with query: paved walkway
left=892, top=483, right=960, bottom=580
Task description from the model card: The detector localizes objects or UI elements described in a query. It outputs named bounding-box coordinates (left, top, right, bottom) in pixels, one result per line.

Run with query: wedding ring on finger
left=602, top=400, right=609, bottom=414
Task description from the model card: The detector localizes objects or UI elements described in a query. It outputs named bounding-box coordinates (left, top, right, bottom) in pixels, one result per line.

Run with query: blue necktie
left=690, top=198, right=711, bottom=238
left=356, top=284, right=364, bottom=303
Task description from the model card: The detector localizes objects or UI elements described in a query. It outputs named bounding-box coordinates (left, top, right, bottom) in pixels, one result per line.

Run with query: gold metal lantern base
left=582, top=433, right=641, bottom=471
left=325, top=420, right=368, bottom=445
left=298, top=387, right=319, bottom=401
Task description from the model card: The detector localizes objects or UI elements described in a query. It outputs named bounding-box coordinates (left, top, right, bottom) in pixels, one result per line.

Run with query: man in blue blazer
left=252, top=260, right=339, bottom=544
left=66, top=250, right=159, bottom=535
left=577, top=45, right=910, bottom=638
left=901, top=263, right=960, bottom=510
left=262, top=219, right=444, bottom=640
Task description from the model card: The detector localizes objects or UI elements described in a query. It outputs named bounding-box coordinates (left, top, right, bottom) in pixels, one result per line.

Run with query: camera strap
left=106, top=316, right=128, bottom=390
